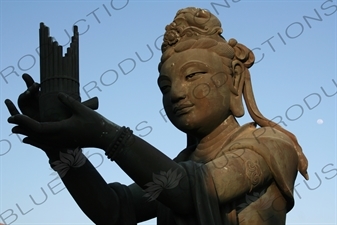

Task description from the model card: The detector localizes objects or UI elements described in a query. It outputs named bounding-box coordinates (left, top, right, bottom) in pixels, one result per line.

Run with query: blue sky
left=0, top=0, right=336, bottom=224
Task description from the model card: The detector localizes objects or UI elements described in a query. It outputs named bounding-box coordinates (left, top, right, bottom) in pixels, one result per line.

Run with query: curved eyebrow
left=180, top=61, right=209, bottom=74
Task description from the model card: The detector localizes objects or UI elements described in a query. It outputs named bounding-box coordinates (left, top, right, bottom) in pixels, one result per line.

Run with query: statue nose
left=170, top=85, right=187, bottom=103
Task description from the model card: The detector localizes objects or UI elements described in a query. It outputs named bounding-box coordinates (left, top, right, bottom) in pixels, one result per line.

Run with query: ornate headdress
left=159, top=7, right=254, bottom=71
left=159, top=7, right=308, bottom=180
left=161, top=7, right=225, bottom=51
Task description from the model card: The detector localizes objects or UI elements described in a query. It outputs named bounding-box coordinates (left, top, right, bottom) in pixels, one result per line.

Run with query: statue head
left=158, top=8, right=254, bottom=120
left=158, top=7, right=308, bottom=179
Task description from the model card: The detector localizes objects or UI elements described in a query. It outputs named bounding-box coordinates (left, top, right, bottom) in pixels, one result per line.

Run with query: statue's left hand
left=6, top=92, right=118, bottom=150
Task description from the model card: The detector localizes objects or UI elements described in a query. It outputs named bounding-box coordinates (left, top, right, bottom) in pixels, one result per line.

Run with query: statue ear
left=229, top=60, right=245, bottom=117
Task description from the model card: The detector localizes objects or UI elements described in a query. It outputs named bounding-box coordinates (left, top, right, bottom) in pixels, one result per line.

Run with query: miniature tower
left=39, top=23, right=80, bottom=122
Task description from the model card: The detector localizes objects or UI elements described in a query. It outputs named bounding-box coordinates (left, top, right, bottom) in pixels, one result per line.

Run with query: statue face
left=158, top=48, right=233, bottom=138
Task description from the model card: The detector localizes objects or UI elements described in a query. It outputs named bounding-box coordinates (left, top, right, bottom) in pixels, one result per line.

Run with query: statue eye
left=158, top=81, right=171, bottom=94
left=186, top=72, right=206, bottom=79
left=158, top=76, right=171, bottom=94
left=160, top=84, right=171, bottom=94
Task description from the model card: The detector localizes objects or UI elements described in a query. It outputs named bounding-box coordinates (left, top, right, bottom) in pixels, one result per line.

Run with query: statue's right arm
left=4, top=74, right=157, bottom=224
left=60, top=158, right=157, bottom=224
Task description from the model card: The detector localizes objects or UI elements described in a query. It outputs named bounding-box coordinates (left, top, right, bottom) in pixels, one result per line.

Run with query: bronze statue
left=4, top=7, right=308, bottom=225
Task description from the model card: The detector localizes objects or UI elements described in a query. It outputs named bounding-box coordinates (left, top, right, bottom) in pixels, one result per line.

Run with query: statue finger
left=58, top=92, right=84, bottom=114
left=22, top=73, right=36, bottom=88
left=14, top=128, right=61, bottom=150
left=23, top=137, right=53, bottom=150
left=22, top=137, right=42, bottom=148
left=4, top=99, right=20, bottom=116
left=10, top=125, right=52, bottom=149
left=20, top=82, right=40, bottom=99
left=18, top=83, right=39, bottom=104
left=27, top=82, right=40, bottom=95
left=8, top=115, right=58, bottom=134
left=11, top=126, right=32, bottom=136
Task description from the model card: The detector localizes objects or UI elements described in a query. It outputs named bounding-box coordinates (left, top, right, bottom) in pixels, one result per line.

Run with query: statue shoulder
left=222, top=123, right=299, bottom=174
left=230, top=122, right=296, bottom=151
left=221, top=123, right=299, bottom=209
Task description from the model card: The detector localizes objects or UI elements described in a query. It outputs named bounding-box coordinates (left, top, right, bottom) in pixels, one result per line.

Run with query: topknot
left=161, top=7, right=225, bottom=53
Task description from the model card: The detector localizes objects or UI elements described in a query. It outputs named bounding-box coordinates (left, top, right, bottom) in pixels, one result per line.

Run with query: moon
left=317, top=119, right=323, bottom=125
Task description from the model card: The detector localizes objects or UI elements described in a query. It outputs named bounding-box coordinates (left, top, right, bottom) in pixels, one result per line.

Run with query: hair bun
left=228, top=38, right=255, bottom=68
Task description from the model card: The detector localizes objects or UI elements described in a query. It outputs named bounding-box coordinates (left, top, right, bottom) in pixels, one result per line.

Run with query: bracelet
left=105, top=126, right=133, bottom=161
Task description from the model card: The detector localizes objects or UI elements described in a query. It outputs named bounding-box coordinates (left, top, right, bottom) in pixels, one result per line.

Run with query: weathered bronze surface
left=5, top=7, right=308, bottom=225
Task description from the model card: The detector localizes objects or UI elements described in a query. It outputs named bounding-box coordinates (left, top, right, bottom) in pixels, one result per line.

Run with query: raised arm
left=58, top=156, right=157, bottom=224
left=60, top=158, right=121, bottom=224
left=5, top=90, right=199, bottom=215
left=4, top=74, right=158, bottom=224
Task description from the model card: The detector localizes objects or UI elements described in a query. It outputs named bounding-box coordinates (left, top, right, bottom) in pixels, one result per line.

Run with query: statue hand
left=14, top=73, right=99, bottom=121
left=17, top=73, right=41, bottom=121
left=5, top=83, right=59, bottom=157
left=7, top=93, right=118, bottom=150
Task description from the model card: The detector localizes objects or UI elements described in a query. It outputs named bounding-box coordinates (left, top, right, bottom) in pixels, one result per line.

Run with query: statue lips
left=173, top=103, right=194, bottom=116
